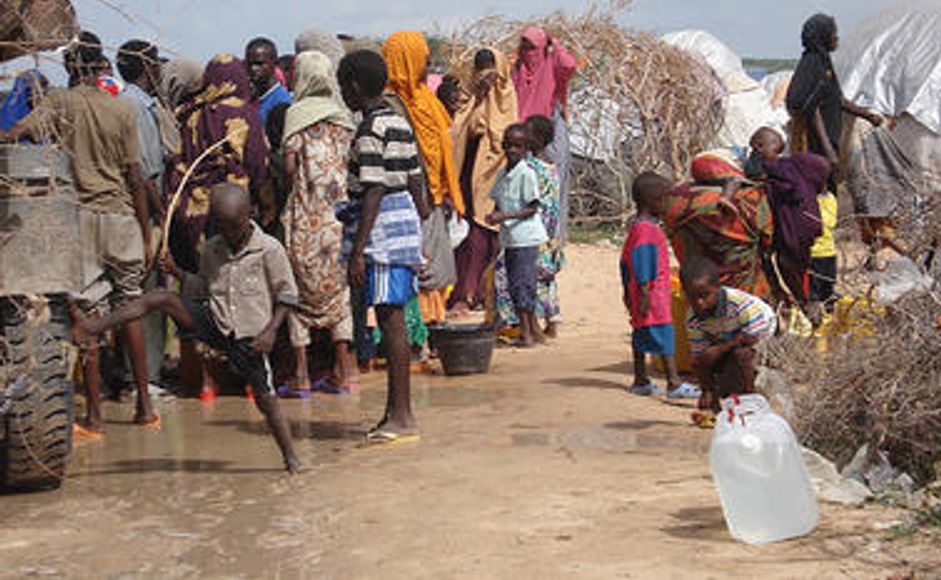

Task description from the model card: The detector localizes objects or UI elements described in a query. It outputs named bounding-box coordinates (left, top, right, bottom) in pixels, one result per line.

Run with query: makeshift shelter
left=835, top=1, right=941, bottom=252
left=442, top=4, right=725, bottom=225
left=662, top=30, right=786, bottom=150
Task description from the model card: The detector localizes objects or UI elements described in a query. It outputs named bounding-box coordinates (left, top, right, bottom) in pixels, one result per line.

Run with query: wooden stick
left=158, top=126, right=249, bottom=260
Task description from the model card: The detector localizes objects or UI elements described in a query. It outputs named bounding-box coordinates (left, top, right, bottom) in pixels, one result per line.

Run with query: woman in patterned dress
left=280, top=51, right=358, bottom=393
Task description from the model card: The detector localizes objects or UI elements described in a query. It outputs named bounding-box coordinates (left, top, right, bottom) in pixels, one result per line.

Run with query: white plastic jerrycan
left=709, top=394, right=819, bottom=545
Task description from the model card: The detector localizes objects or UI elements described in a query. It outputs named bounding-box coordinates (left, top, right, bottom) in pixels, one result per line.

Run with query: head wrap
left=295, top=28, right=346, bottom=68
left=282, top=50, right=353, bottom=144
left=383, top=31, right=464, bottom=213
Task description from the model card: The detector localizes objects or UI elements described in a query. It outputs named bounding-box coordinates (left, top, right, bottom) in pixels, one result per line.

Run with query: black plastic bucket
left=428, top=323, right=496, bottom=376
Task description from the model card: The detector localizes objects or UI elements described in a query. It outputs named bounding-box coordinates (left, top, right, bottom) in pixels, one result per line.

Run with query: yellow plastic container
left=654, top=274, right=694, bottom=374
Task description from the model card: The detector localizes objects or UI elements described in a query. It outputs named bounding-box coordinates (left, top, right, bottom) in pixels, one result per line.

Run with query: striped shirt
left=348, top=105, right=421, bottom=198
left=687, top=287, right=776, bottom=357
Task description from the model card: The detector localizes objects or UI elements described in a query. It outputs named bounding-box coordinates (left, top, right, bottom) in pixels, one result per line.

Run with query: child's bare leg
left=517, top=309, right=535, bottom=346
left=293, top=346, right=310, bottom=391
left=77, top=291, right=195, bottom=338
left=694, top=362, right=719, bottom=413
left=663, top=355, right=683, bottom=391
left=334, top=341, right=359, bottom=389
left=121, top=319, right=157, bottom=425
left=256, top=393, right=299, bottom=473
left=529, top=312, right=546, bottom=344
left=80, top=340, right=104, bottom=433
left=631, top=344, right=649, bottom=388
left=376, top=304, right=415, bottom=432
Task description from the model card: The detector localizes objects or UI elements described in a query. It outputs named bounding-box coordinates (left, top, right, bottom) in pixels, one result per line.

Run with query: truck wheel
left=1, top=296, right=73, bottom=491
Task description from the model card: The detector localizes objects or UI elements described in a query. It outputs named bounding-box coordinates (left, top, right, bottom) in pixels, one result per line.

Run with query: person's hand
left=348, top=252, right=366, bottom=289
left=485, top=211, right=505, bottom=226
left=250, top=327, right=277, bottom=354
left=639, top=291, right=651, bottom=317
left=474, top=72, right=496, bottom=101
left=159, top=252, right=182, bottom=280
left=142, top=231, right=154, bottom=270
left=866, top=111, right=884, bottom=127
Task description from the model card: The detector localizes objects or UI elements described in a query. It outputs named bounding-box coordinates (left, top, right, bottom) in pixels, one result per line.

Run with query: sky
left=2, top=0, right=901, bottom=82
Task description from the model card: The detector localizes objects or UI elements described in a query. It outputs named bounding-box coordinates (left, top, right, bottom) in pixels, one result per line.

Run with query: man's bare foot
left=134, top=412, right=161, bottom=429
left=532, top=325, right=547, bottom=344
left=544, top=322, right=558, bottom=338
left=285, top=456, right=303, bottom=475
left=75, top=417, right=104, bottom=437
left=447, top=301, right=470, bottom=320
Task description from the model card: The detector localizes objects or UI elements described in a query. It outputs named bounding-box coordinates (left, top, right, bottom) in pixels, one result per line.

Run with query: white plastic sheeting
left=663, top=29, right=783, bottom=149
left=835, top=1, right=941, bottom=136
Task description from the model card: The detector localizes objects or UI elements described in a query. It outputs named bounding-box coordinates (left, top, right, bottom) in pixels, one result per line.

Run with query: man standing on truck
left=0, top=34, right=159, bottom=436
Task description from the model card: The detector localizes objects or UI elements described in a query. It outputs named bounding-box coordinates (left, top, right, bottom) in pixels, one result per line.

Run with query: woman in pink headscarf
left=513, top=26, right=577, bottom=240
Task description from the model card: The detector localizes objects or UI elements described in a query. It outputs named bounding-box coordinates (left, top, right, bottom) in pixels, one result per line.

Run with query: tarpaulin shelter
left=834, top=1, right=941, bottom=223
left=663, top=30, right=786, bottom=150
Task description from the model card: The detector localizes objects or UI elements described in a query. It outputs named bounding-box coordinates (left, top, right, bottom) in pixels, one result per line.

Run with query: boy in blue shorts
left=338, top=50, right=428, bottom=445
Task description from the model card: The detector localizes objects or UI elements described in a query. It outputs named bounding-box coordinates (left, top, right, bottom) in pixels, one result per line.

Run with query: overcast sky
left=2, top=0, right=901, bottom=81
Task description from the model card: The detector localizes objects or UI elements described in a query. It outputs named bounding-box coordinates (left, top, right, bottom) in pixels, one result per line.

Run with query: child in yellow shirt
left=809, top=190, right=838, bottom=319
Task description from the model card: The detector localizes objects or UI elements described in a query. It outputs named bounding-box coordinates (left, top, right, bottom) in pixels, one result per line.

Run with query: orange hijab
left=383, top=31, right=464, bottom=215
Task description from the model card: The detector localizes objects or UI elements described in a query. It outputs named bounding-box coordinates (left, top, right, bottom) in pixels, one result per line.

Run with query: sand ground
left=1, top=243, right=938, bottom=579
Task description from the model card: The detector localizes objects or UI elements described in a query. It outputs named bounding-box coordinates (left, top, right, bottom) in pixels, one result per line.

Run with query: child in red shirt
left=621, top=173, right=700, bottom=399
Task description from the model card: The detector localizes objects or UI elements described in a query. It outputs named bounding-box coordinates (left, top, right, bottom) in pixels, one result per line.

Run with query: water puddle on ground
left=511, top=425, right=709, bottom=454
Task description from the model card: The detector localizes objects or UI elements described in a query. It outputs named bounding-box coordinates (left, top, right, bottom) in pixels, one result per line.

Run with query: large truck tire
left=1, top=295, right=73, bottom=491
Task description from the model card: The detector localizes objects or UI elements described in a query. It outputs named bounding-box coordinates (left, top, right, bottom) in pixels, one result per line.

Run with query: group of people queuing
left=618, top=13, right=883, bottom=427
left=0, top=24, right=578, bottom=469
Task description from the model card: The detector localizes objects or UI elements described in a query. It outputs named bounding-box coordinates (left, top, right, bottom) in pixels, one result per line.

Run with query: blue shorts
left=632, top=324, right=675, bottom=356
left=366, top=263, right=416, bottom=306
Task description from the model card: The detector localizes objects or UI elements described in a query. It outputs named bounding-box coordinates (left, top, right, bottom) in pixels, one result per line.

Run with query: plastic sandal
left=358, top=429, right=421, bottom=448
left=691, top=411, right=717, bottom=429
left=311, top=377, right=343, bottom=394
left=667, top=382, right=703, bottom=400
left=277, top=384, right=312, bottom=399
left=628, top=382, right=665, bottom=397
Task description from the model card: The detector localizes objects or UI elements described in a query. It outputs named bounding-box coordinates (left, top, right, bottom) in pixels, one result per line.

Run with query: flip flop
left=691, top=411, right=717, bottom=429
left=311, top=377, right=343, bottom=394
left=358, top=429, right=420, bottom=448
left=134, top=414, right=162, bottom=431
left=628, top=382, right=665, bottom=397
left=73, top=423, right=104, bottom=441
left=667, top=382, right=702, bottom=400
left=277, top=384, right=312, bottom=399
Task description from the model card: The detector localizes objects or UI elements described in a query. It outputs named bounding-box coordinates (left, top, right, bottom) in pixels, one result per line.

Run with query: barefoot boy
left=75, top=183, right=301, bottom=473
left=621, top=172, right=700, bottom=399
left=681, top=258, right=776, bottom=415
left=337, top=50, right=426, bottom=444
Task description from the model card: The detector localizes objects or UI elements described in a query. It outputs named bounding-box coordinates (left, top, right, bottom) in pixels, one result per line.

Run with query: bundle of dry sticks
left=439, top=0, right=725, bottom=225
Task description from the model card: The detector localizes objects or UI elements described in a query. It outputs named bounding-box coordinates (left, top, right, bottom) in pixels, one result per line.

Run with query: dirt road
left=1, top=244, right=937, bottom=579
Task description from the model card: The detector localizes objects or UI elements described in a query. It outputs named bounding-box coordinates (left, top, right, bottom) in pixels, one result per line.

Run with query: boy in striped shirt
left=338, top=50, right=428, bottom=446
left=681, top=258, right=777, bottom=414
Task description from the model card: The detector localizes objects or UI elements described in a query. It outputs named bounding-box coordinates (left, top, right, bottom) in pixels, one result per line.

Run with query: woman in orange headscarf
left=383, top=31, right=464, bottom=324
left=449, top=47, right=518, bottom=315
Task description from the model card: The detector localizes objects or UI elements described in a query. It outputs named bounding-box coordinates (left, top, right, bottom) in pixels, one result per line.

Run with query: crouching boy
left=74, top=183, right=301, bottom=473
left=681, top=258, right=776, bottom=419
